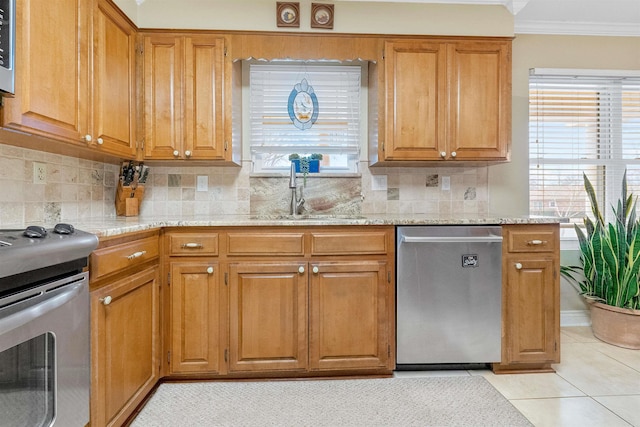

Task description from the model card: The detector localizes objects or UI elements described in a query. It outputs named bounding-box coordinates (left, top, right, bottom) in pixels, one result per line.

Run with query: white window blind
left=249, top=63, right=362, bottom=173
left=529, top=69, right=640, bottom=222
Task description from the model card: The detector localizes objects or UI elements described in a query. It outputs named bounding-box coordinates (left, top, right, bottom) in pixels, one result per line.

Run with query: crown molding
left=515, top=19, right=640, bottom=37
left=338, top=0, right=525, bottom=14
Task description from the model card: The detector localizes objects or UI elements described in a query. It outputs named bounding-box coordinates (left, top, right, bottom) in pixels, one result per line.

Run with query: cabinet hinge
left=167, top=272, right=170, bottom=285
left=382, top=49, right=385, bottom=60
left=388, top=345, right=391, bottom=357
left=387, top=271, right=391, bottom=284
left=224, top=349, right=228, bottom=362
left=381, top=141, right=385, bottom=152
left=167, top=351, right=171, bottom=365
left=224, top=272, right=228, bottom=286
left=140, top=138, right=145, bottom=151
left=224, top=141, right=228, bottom=151
left=224, top=46, right=228, bottom=57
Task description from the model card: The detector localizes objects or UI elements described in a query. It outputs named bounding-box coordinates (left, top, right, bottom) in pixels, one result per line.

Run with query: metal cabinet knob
left=184, top=150, right=192, bottom=158
left=182, top=243, right=203, bottom=249
left=451, top=151, right=457, bottom=158
left=207, top=266, right=214, bottom=274
left=127, top=250, right=146, bottom=260
left=440, top=151, right=447, bottom=158
left=312, top=266, right=319, bottom=274
left=100, top=296, right=112, bottom=305
left=173, top=150, right=180, bottom=157
left=515, top=263, right=523, bottom=270
left=528, top=239, right=545, bottom=245
left=298, top=266, right=305, bottom=274
left=84, top=134, right=92, bottom=142
left=96, top=137, right=104, bottom=145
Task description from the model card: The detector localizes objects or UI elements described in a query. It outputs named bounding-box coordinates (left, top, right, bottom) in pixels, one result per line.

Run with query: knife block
left=115, top=182, right=145, bottom=216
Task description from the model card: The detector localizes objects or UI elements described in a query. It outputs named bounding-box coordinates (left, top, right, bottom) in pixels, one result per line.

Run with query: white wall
left=490, top=34, right=640, bottom=216
left=114, top=0, right=513, bottom=36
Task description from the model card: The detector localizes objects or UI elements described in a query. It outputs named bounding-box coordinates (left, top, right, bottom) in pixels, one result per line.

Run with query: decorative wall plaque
left=311, top=3, right=334, bottom=29
left=276, top=2, right=300, bottom=28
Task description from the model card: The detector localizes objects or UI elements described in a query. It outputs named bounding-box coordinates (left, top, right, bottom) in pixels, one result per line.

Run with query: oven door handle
left=0, top=280, right=85, bottom=336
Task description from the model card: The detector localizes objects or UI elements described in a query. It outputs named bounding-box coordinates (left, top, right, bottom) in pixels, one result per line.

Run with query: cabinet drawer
left=226, top=232, right=304, bottom=256
left=91, top=236, right=159, bottom=280
left=168, top=233, right=219, bottom=256
left=505, top=227, right=558, bottom=253
left=311, top=232, right=388, bottom=255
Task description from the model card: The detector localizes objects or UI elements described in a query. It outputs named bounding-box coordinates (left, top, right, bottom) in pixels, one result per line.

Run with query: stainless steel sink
left=250, top=214, right=367, bottom=221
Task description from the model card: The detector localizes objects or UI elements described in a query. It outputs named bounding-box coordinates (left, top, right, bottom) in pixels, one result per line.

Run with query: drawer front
left=168, top=233, right=219, bottom=256
left=226, top=232, right=304, bottom=256
left=506, top=227, right=558, bottom=253
left=91, top=236, right=159, bottom=280
left=311, top=232, right=388, bottom=255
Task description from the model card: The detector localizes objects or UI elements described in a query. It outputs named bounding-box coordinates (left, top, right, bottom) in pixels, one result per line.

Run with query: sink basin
left=250, top=214, right=367, bottom=221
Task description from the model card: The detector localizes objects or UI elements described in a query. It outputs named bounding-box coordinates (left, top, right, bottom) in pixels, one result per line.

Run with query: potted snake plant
left=561, top=170, right=640, bottom=349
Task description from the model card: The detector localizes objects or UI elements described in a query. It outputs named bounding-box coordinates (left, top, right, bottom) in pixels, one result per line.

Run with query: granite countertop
left=69, top=214, right=567, bottom=238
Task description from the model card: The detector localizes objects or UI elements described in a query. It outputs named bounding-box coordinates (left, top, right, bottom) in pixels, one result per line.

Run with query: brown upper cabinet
left=379, top=39, right=511, bottom=162
left=1, top=0, right=511, bottom=165
left=3, top=0, right=137, bottom=158
left=142, top=34, right=229, bottom=161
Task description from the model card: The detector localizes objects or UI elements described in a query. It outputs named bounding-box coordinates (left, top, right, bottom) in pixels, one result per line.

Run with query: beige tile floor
left=394, top=326, right=640, bottom=426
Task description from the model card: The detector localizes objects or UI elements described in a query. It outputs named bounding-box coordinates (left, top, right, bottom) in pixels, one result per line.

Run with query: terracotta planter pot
left=590, top=302, right=640, bottom=349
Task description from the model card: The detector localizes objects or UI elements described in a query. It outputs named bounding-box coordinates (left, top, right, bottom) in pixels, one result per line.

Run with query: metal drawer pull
left=515, top=263, right=523, bottom=270
left=100, top=296, right=112, bottom=305
left=182, top=243, right=203, bottom=249
left=127, top=250, right=146, bottom=260
left=527, top=240, right=547, bottom=245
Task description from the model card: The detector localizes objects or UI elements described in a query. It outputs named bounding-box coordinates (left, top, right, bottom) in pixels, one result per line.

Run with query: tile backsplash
left=0, top=143, right=489, bottom=226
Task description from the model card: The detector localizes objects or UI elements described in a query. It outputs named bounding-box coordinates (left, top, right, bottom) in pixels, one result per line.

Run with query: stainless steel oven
left=0, top=225, right=98, bottom=427
left=0, top=0, right=15, bottom=94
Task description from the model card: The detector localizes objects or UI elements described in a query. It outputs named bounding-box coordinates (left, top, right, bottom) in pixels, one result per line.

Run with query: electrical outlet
left=371, top=175, right=387, bottom=191
left=441, top=176, right=450, bottom=191
left=196, top=175, right=208, bottom=192
left=33, top=162, right=47, bottom=184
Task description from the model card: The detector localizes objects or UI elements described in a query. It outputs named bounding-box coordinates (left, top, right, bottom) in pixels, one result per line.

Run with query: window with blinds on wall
left=529, top=69, right=640, bottom=223
left=249, top=62, right=363, bottom=174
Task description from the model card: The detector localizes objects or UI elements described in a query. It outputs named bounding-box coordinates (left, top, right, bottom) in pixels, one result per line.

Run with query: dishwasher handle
left=401, top=235, right=503, bottom=244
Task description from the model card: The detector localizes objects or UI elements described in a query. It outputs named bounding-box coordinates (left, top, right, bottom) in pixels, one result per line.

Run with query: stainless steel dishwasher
left=396, top=225, right=502, bottom=368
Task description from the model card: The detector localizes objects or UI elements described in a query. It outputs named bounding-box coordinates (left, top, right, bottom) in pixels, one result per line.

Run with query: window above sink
left=247, top=60, right=365, bottom=175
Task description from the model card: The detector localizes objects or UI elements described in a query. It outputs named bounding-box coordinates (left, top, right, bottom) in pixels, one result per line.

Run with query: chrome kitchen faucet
left=289, top=162, right=305, bottom=216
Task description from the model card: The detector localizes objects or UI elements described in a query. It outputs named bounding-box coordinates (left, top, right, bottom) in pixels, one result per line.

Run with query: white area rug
left=131, top=376, right=532, bottom=427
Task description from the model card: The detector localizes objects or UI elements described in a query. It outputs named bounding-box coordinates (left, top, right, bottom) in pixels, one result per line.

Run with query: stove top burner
left=0, top=224, right=99, bottom=280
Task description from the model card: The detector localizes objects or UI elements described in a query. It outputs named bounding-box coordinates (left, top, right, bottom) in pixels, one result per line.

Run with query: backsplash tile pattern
left=0, top=144, right=489, bottom=225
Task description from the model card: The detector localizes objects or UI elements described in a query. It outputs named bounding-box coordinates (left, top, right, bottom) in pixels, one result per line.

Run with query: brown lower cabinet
left=493, top=224, right=560, bottom=374
left=165, top=226, right=395, bottom=378
left=89, top=224, right=560, bottom=426
left=90, top=231, right=160, bottom=427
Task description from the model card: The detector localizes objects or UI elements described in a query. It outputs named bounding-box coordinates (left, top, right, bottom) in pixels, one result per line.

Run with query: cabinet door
left=384, top=40, right=447, bottom=160
left=170, top=262, right=225, bottom=374
left=448, top=41, right=510, bottom=160
left=3, top=0, right=90, bottom=144
left=92, top=0, right=137, bottom=158
left=184, top=36, right=226, bottom=160
left=503, top=256, right=559, bottom=364
left=309, top=261, right=390, bottom=370
left=228, top=262, right=308, bottom=372
left=143, top=35, right=183, bottom=159
left=91, top=267, right=159, bottom=427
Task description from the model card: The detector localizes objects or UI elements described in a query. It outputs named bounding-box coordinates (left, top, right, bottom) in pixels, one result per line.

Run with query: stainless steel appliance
left=0, top=0, right=15, bottom=94
left=396, top=225, right=502, bottom=368
left=0, top=224, right=98, bottom=427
